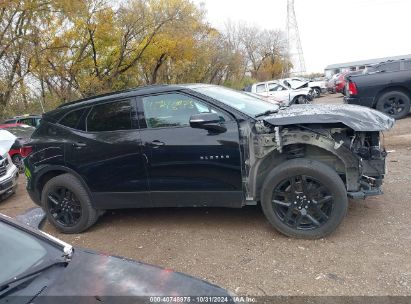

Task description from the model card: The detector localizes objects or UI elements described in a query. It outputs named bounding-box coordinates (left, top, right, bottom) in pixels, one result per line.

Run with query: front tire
left=376, top=91, right=410, bottom=119
left=260, top=159, right=348, bottom=239
left=41, top=173, right=99, bottom=233
left=293, top=95, right=310, bottom=104
left=313, top=87, right=321, bottom=98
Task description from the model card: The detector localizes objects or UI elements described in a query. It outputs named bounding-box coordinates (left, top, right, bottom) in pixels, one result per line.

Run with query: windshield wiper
left=0, top=259, right=67, bottom=295
left=255, top=110, right=278, bottom=118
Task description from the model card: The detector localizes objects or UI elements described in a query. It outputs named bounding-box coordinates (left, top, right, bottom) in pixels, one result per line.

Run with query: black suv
left=345, top=59, right=411, bottom=119
left=24, top=84, right=394, bottom=238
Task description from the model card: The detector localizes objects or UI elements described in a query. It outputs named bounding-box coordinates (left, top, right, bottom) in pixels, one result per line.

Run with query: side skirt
left=92, top=191, right=244, bottom=209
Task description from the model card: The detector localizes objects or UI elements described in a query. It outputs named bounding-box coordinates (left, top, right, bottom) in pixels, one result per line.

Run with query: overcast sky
left=195, top=0, right=411, bottom=73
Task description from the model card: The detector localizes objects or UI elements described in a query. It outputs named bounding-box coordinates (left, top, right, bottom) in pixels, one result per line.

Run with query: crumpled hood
left=289, top=81, right=309, bottom=90
left=43, top=249, right=233, bottom=299
left=262, top=104, right=394, bottom=131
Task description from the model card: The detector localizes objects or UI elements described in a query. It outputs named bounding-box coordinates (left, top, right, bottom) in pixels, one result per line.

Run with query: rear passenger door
left=63, top=98, right=150, bottom=209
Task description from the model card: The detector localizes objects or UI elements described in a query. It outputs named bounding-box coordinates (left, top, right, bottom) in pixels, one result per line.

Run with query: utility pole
left=286, top=0, right=306, bottom=75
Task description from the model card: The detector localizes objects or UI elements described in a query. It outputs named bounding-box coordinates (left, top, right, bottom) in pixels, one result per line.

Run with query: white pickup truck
left=281, top=77, right=327, bottom=98
left=244, top=80, right=314, bottom=106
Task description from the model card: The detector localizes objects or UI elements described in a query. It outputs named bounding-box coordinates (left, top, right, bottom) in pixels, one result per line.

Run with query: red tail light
left=20, top=146, right=33, bottom=157
left=348, top=81, right=358, bottom=96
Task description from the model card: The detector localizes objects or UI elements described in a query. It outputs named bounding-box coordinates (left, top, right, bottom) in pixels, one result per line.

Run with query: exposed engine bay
left=246, top=120, right=389, bottom=202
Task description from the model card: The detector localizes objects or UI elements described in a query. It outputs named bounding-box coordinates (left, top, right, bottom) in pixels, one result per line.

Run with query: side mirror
left=189, top=113, right=226, bottom=133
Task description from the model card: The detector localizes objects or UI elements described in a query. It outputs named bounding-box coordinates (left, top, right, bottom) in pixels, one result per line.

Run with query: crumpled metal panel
left=263, top=104, right=395, bottom=131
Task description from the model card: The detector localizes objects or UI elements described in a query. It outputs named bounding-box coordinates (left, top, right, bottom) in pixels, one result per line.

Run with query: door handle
left=150, top=140, right=165, bottom=147
left=73, top=142, right=87, bottom=149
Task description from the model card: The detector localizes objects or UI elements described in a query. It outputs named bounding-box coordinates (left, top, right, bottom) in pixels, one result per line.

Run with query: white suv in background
left=244, top=80, right=313, bottom=106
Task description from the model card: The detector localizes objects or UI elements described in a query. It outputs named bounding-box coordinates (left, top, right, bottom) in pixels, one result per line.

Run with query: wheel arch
left=250, top=134, right=360, bottom=201
left=35, top=166, right=92, bottom=202
left=374, top=85, right=411, bottom=107
left=291, top=94, right=306, bottom=104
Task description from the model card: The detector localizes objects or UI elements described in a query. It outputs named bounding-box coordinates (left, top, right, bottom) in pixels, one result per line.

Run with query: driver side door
left=137, top=92, right=243, bottom=208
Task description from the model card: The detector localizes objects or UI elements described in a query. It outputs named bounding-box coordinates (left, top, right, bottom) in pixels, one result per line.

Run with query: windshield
left=3, top=125, right=35, bottom=138
left=193, top=86, right=279, bottom=117
left=0, top=221, right=58, bottom=284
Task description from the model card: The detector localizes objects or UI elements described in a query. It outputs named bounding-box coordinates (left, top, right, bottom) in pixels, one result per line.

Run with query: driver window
left=142, top=93, right=229, bottom=129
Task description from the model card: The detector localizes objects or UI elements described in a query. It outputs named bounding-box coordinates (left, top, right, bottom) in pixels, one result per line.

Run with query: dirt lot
left=1, top=94, right=410, bottom=296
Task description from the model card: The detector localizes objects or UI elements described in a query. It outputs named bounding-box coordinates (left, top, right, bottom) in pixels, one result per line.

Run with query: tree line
left=0, top=0, right=291, bottom=119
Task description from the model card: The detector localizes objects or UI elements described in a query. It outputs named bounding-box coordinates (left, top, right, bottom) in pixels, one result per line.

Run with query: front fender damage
left=245, top=121, right=389, bottom=203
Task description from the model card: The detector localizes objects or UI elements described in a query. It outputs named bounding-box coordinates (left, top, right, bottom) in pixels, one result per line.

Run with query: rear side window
left=18, top=118, right=34, bottom=126
left=404, top=60, right=411, bottom=70
left=59, top=109, right=86, bottom=130
left=87, top=100, right=132, bottom=132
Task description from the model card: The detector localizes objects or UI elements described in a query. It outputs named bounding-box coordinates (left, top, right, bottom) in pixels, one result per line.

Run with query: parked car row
left=0, top=124, right=35, bottom=172
left=344, top=59, right=411, bottom=119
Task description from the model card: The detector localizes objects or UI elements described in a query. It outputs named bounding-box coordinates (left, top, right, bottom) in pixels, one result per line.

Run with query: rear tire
left=260, top=159, right=348, bottom=239
left=41, top=173, right=99, bottom=233
left=376, top=91, right=410, bottom=119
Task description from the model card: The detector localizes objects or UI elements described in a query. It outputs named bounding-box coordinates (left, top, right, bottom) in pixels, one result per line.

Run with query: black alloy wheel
left=272, top=175, right=333, bottom=230
left=376, top=91, right=410, bottom=119
left=41, top=173, right=99, bottom=233
left=380, top=96, right=406, bottom=115
left=260, top=158, right=348, bottom=239
left=47, top=186, right=82, bottom=227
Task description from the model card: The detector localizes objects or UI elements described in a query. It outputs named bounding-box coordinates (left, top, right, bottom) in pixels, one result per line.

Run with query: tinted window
left=59, top=109, right=86, bottom=129
left=404, top=60, right=411, bottom=70
left=87, top=100, right=132, bottom=132
left=18, top=118, right=34, bottom=126
left=256, top=84, right=266, bottom=93
left=142, top=93, right=229, bottom=129
left=193, top=86, right=280, bottom=117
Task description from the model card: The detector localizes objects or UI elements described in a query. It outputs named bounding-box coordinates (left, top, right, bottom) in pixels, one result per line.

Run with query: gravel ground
left=1, top=93, right=410, bottom=296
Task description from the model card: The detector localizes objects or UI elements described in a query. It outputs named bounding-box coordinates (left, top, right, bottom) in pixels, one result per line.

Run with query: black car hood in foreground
left=39, top=249, right=233, bottom=300
left=7, top=209, right=233, bottom=303
left=263, top=104, right=394, bottom=131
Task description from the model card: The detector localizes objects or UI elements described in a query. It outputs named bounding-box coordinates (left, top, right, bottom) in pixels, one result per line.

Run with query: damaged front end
left=347, top=131, right=387, bottom=199
left=245, top=105, right=394, bottom=202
